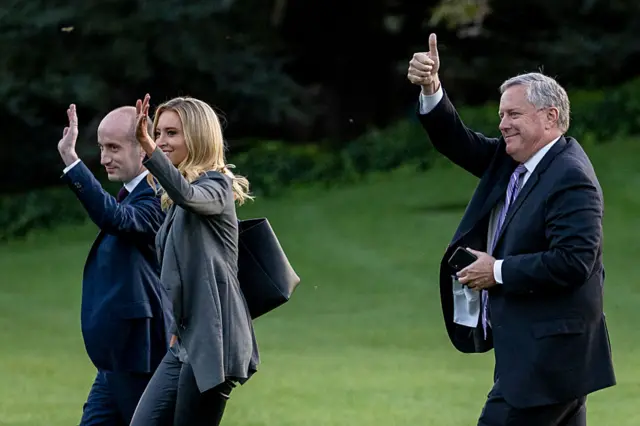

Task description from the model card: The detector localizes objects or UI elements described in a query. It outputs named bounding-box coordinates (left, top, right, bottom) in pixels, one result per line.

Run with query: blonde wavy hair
left=145, top=96, right=253, bottom=210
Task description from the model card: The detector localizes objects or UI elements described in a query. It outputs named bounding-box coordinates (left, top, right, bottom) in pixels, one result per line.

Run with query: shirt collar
left=522, top=136, right=561, bottom=174
left=123, top=170, right=150, bottom=193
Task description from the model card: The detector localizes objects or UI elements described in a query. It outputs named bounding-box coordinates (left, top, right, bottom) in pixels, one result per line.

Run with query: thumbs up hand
left=407, top=33, right=441, bottom=95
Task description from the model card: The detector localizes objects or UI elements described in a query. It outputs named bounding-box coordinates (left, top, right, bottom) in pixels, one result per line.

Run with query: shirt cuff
left=493, top=259, right=504, bottom=284
left=418, top=86, right=444, bottom=115
left=63, top=158, right=81, bottom=174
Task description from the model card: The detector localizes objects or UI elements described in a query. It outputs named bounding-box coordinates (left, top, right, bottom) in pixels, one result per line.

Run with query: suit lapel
left=477, top=158, right=517, bottom=221
left=156, top=204, right=177, bottom=265
left=494, top=173, right=539, bottom=245
left=119, top=176, right=152, bottom=206
left=495, top=137, right=568, bottom=245
left=450, top=152, right=516, bottom=247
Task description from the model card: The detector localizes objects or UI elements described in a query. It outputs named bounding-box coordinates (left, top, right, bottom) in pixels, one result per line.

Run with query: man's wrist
left=421, top=76, right=441, bottom=96
left=140, top=140, right=157, bottom=156
left=60, top=150, right=79, bottom=167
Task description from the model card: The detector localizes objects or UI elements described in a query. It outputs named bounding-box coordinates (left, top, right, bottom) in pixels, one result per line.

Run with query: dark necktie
left=116, top=187, right=130, bottom=203
left=482, top=163, right=528, bottom=339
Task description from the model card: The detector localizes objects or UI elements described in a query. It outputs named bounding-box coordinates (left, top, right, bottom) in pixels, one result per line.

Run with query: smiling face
left=97, top=108, right=144, bottom=182
left=154, top=109, right=189, bottom=166
left=498, top=85, right=544, bottom=163
left=498, top=84, right=563, bottom=163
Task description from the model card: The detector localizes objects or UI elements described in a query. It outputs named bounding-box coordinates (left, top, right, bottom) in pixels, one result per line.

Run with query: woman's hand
left=135, top=93, right=156, bottom=155
left=170, top=334, right=178, bottom=347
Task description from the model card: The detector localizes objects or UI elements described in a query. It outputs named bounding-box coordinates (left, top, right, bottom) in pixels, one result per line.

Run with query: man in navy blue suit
left=58, top=103, right=172, bottom=425
left=407, top=34, right=615, bottom=425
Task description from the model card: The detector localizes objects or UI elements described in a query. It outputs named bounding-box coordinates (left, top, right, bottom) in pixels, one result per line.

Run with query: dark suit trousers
left=130, top=346, right=236, bottom=426
left=80, top=370, right=153, bottom=426
left=478, top=379, right=586, bottom=426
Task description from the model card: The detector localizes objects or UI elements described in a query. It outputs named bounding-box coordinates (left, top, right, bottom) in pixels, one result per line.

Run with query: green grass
left=1, top=138, right=639, bottom=425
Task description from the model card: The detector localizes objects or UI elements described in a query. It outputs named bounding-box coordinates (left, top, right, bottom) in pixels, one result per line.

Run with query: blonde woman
left=130, top=94, right=259, bottom=426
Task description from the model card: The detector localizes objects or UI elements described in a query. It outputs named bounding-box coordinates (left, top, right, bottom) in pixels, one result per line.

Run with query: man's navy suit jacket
left=417, top=90, right=616, bottom=409
left=63, top=162, right=173, bottom=374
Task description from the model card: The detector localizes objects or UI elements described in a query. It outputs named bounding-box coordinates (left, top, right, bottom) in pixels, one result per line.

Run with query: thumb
left=466, top=247, right=482, bottom=256
left=428, top=33, right=439, bottom=60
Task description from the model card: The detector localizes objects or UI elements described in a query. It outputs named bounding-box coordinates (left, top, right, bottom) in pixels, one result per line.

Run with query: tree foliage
left=0, top=0, right=638, bottom=193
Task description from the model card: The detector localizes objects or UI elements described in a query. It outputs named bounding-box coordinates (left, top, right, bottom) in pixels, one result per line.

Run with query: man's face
left=498, top=85, right=553, bottom=163
left=98, top=130, right=143, bottom=182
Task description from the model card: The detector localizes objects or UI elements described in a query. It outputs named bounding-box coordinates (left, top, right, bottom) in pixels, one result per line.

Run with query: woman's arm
left=143, top=147, right=230, bottom=216
left=134, top=93, right=231, bottom=216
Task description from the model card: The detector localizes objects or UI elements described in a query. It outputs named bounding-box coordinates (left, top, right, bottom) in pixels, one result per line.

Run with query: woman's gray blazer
left=143, top=147, right=259, bottom=393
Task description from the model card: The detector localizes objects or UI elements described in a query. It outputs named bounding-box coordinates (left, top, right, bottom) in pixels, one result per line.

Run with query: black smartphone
left=447, top=246, right=478, bottom=271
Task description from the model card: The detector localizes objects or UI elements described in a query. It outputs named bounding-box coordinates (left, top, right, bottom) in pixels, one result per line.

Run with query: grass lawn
left=0, top=138, right=638, bottom=425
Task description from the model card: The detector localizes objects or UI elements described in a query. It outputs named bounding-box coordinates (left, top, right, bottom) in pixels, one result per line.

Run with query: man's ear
left=546, top=107, right=559, bottom=129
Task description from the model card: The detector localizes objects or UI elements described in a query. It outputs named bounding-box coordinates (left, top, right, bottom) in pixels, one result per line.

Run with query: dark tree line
left=1, top=0, right=638, bottom=193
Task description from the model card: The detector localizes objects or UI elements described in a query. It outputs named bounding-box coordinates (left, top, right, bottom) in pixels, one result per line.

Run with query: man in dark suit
left=407, top=34, right=616, bottom=425
left=57, top=104, right=173, bottom=425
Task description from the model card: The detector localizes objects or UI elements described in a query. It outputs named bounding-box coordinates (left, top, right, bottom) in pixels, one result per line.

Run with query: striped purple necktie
left=482, top=163, right=528, bottom=339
